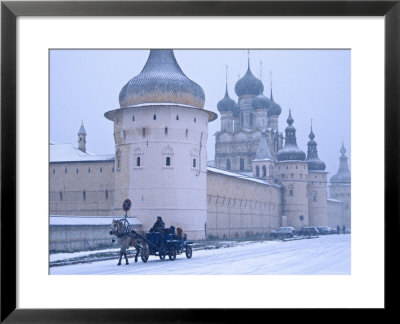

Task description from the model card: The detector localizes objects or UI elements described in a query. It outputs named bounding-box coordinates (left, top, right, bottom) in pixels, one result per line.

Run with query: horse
left=109, top=219, right=150, bottom=266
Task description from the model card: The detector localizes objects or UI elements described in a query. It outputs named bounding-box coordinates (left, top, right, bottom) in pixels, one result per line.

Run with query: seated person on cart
left=150, top=216, right=165, bottom=233
left=149, top=216, right=165, bottom=247
left=176, top=226, right=184, bottom=240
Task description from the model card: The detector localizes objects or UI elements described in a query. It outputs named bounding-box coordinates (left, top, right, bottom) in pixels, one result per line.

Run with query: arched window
left=165, top=127, right=168, bottom=135
left=256, top=165, right=260, bottom=177
left=163, top=145, right=174, bottom=168
left=240, top=158, right=245, bottom=171
left=76, top=168, right=79, bottom=174
left=88, top=168, right=91, bottom=173
left=83, top=191, right=86, bottom=201
left=52, top=169, right=55, bottom=174
left=59, top=192, right=63, bottom=201
left=288, top=184, right=295, bottom=196
left=65, top=168, right=68, bottom=174
left=262, top=165, right=266, bottom=177
left=142, top=128, right=146, bottom=137
left=194, top=117, right=196, bottom=123
left=136, top=156, right=141, bottom=167
left=193, top=159, right=196, bottom=168
left=105, top=189, right=109, bottom=200
left=100, top=167, right=102, bottom=173
left=185, top=129, right=188, bottom=137
left=153, top=114, right=156, bottom=120
left=132, top=115, right=135, bottom=121
left=116, top=149, right=121, bottom=170
left=176, top=115, right=179, bottom=120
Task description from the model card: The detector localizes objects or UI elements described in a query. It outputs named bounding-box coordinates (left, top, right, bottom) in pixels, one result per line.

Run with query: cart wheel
left=159, top=253, right=165, bottom=260
left=185, top=245, right=192, bottom=259
left=168, top=247, right=176, bottom=261
left=141, top=249, right=149, bottom=263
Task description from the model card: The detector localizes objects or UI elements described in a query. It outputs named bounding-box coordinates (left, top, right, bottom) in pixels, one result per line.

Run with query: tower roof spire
left=330, top=142, right=351, bottom=184
left=306, top=121, right=326, bottom=171
left=255, top=131, right=272, bottom=161
left=277, top=110, right=306, bottom=161
left=78, top=121, right=86, bottom=135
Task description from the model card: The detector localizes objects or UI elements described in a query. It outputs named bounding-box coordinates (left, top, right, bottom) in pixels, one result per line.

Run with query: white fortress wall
left=50, top=161, right=115, bottom=216
left=206, top=168, right=282, bottom=239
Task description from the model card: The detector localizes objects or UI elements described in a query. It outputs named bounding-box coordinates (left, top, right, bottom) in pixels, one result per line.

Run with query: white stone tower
left=77, top=121, right=87, bottom=153
left=276, top=110, right=309, bottom=229
left=330, top=142, right=351, bottom=228
left=105, top=50, right=217, bottom=239
left=306, top=124, right=328, bottom=226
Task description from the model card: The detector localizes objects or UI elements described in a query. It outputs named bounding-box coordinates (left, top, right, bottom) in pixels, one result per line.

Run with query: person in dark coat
left=150, top=216, right=166, bottom=247
left=337, top=225, right=340, bottom=234
left=150, top=216, right=165, bottom=233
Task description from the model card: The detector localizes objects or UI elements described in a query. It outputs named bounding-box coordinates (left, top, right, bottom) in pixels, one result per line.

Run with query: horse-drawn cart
left=145, top=229, right=193, bottom=261
left=110, top=218, right=193, bottom=265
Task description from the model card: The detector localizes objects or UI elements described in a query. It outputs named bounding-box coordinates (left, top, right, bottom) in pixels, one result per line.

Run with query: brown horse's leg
left=134, top=244, right=139, bottom=263
left=118, top=250, right=123, bottom=266
left=124, top=251, right=129, bottom=265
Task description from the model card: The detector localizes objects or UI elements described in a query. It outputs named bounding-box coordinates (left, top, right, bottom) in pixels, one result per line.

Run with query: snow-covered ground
left=50, top=234, right=350, bottom=275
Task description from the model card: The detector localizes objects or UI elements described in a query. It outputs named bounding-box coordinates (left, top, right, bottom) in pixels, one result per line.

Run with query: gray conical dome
left=119, top=50, right=205, bottom=109
left=235, top=60, right=264, bottom=97
left=78, top=122, right=86, bottom=135
left=277, top=110, right=306, bottom=161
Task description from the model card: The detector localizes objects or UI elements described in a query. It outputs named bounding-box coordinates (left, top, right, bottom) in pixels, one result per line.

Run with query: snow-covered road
left=50, top=234, right=350, bottom=275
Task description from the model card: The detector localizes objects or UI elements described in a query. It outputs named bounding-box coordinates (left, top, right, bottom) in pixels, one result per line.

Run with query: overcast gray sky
left=50, top=49, right=350, bottom=178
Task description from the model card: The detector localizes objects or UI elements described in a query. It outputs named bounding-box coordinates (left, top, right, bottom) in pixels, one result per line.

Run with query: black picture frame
left=1, top=0, right=399, bottom=322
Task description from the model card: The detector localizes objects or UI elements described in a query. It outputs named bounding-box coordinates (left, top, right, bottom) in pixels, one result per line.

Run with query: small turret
left=330, top=142, right=351, bottom=184
left=252, top=131, right=275, bottom=180
left=78, top=121, right=86, bottom=153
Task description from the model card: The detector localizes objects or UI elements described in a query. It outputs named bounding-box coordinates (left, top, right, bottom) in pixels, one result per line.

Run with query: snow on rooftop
left=327, top=198, right=343, bottom=203
left=50, top=216, right=141, bottom=226
left=50, top=143, right=114, bottom=163
left=207, top=167, right=279, bottom=187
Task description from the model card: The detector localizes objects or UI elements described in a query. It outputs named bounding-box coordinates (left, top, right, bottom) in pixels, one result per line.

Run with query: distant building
left=50, top=50, right=351, bottom=243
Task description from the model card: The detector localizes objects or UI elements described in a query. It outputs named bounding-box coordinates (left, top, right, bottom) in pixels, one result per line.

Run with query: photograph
left=49, top=49, right=351, bottom=275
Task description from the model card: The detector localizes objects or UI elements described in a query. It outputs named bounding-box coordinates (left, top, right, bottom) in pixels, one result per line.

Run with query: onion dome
left=268, top=89, right=282, bottom=117
left=234, top=59, right=264, bottom=97
left=330, top=142, right=351, bottom=184
left=306, top=125, right=326, bottom=171
left=217, top=83, right=238, bottom=113
left=252, top=93, right=271, bottom=110
left=119, top=49, right=205, bottom=109
left=277, top=110, right=306, bottom=161
left=255, top=131, right=272, bottom=160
